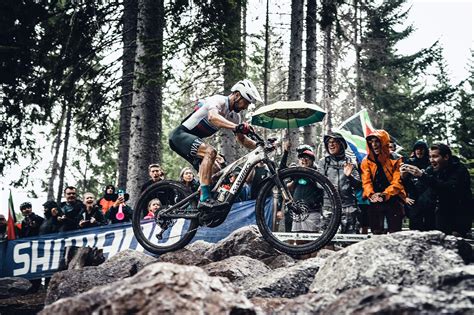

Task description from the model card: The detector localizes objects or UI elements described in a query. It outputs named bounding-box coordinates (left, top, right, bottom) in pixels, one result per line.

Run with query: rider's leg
left=196, top=143, right=217, bottom=202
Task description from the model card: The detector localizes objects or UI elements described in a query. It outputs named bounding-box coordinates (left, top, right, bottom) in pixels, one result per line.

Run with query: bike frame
left=160, top=137, right=293, bottom=218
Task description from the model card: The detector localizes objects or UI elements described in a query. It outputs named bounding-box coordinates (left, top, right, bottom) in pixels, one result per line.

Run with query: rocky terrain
left=1, top=226, right=473, bottom=314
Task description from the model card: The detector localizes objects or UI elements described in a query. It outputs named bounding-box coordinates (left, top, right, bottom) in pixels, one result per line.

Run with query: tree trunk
left=303, top=0, right=317, bottom=149
left=127, top=0, right=164, bottom=205
left=263, top=0, right=270, bottom=106
left=56, top=104, right=72, bottom=204
left=322, top=0, right=335, bottom=133
left=287, top=0, right=304, bottom=163
left=353, top=0, right=361, bottom=113
left=47, top=109, right=65, bottom=201
left=118, top=0, right=138, bottom=190
left=221, top=0, right=243, bottom=163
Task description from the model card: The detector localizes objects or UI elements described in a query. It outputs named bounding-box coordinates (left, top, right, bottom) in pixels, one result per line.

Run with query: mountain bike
left=132, top=131, right=342, bottom=256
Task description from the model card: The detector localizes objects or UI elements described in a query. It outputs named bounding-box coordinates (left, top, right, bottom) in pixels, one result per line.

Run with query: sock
left=200, top=185, right=210, bottom=202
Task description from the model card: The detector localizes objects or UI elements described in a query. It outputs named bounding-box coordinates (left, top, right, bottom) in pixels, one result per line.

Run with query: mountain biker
left=169, top=79, right=263, bottom=208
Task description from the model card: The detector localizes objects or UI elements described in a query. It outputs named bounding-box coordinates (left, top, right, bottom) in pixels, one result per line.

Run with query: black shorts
left=169, top=125, right=203, bottom=171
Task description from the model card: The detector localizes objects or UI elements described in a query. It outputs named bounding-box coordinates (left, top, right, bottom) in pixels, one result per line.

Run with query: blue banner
left=0, top=200, right=265, bottom=280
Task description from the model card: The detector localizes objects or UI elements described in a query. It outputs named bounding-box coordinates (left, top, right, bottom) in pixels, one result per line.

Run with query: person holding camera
left=361, top=130, right=406, bottom=234
left=18, top=201, right=44, bottom=238
left=106, top=190, right=133, bottom=224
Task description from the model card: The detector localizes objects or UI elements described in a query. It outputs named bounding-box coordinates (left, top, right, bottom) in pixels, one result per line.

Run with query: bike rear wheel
left=255, top=167, right=342, bottom=256
left=132, top=180, right=199, bottom=255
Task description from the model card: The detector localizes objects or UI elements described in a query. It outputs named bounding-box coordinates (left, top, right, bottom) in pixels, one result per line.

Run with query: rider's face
left=233, top=93, right=250, bottom=113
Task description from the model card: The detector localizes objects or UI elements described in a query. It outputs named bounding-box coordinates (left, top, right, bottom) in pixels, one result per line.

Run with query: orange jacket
left=360, top=129, right=406, bottom=201
left=99, top=198, right=115, bottom=214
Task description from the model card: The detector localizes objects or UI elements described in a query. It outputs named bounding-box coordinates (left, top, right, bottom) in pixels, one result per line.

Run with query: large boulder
left=202, top=255, right=270, bottom=282
left=239, top=257, right=324, bottom=298
left=45, top=249, right=157, bottom=304
left=310, top=231, right=467, bottom=295
left=41, top=262, right=258, bottom=315
left=204, top=225, right=281, bottom=262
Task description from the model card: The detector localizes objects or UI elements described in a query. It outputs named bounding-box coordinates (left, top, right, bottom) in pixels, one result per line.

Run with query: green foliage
left=359, top=0, right=454, bottom=150
left=1, top=0, right=122, bottom=190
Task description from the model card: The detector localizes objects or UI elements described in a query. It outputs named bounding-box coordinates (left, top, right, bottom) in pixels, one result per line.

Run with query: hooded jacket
left=407, top=141, right=430, bottom=170
left=98, top=185, right=118, bottom=214
left=361, top=130, right=405, bottom=201
left=318, top=132, right=362, bottom=207
left=420, top=155, right=472, bottom=235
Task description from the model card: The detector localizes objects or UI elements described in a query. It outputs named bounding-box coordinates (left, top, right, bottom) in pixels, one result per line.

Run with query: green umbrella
left=251, top=100, right=326, bottom=129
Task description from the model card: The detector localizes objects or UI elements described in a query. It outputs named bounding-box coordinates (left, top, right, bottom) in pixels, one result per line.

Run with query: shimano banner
left=0, top=200, right=262, bottom=280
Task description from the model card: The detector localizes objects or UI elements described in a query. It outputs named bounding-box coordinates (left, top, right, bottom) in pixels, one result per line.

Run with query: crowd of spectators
left=2, top=129, right=472, bottom=243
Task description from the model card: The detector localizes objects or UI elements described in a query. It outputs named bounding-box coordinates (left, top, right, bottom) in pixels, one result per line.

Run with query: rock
left=157, top=248, right=212, bottom=266
left=437, top=265, right=474, bottom=296
left=186, top=240, right=213, bottom=256
left=261, top=254, right=296, bottom=269
left=41, top=262, right=258, bottom=315
left=272, top=292, right=336, bottom=314
left=0, top=277, right=32, bottom=299
left=45, top=249, right=157, bottom=304
left=310, top=231, right=466, bottom=295
left=59, top=246, right=105, bottom=270
left=323, top=284, right=474, bottom=314
left=204, top=225, right=281, bottom=262
left=316, top=248, right=337, bottom=259
left=0, top=288, right=46, bottom=315
left=240, top=257, right=324, bottom=298
left=250, top=296, right=291, bottom=314
left=202, top=255, right=270, bottom=282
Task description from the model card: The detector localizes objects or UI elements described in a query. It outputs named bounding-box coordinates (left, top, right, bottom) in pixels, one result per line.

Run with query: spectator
left=18, top=202, right=44, bottom=238
left=248, top=161, right=270, bottom=200
left=19, top=201, right=44, bottom=292
left=97, top=185, right=117, bottom=215
left=141, top=164, right=165, bottom=192
left=59, top=186, right=84, bottom=232
left=400, top=140, right=435, bottom=231
left=404, top=143, right=472, bottom=237
left=106, top=193, right=133, bottom=224
left=389, top=138, right=404, bottom=161
left=280, top=146, right=324, bottom=232
left=144, top=198, right=161, bottom=220
left=39, top=201, right=62, bottom=235
left=79, top=192, right=106, bottom=229
left=180, top=167, right=199, bottom=192
left=319, top=132, right=362, bottom=234
left=361, top=130, right=406, bottom=234
left=0, top=214, right=7, bottom=240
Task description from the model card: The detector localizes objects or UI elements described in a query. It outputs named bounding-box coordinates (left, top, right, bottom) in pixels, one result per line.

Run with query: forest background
left=0, top=0, right=472, bottom=217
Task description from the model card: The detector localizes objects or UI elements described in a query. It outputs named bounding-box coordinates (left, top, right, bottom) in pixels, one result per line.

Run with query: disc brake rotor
left=287, top=200, right=310, bottom=222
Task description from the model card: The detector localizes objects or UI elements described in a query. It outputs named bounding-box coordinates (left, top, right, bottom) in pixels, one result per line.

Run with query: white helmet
left=231, top=79, right=263, bottom=104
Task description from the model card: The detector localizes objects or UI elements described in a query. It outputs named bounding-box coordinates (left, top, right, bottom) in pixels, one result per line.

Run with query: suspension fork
left=265, top=160, right=293, bottom=203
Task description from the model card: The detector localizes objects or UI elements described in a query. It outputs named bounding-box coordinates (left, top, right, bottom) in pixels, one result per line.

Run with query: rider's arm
left=208, top=108, right=238, bottom=130
left=236, top=133, right=256, bottom=149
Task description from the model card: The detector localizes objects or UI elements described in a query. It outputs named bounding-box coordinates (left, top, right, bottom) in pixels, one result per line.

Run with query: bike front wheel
left=255, top=167, right=342, bottom=256
left=132, top=180, right=199, bottom=255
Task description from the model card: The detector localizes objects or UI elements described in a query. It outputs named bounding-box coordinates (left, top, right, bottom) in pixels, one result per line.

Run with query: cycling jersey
left=169, top=95, right=241, bottom=170
left=181, top=95, right=241, bottom=138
